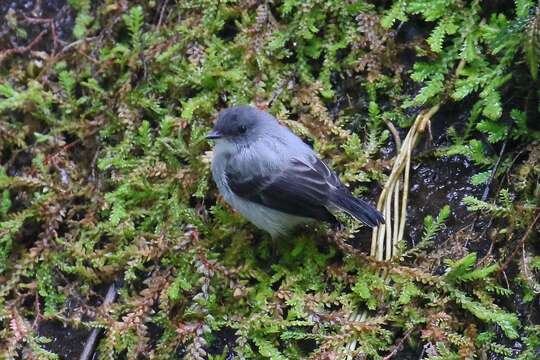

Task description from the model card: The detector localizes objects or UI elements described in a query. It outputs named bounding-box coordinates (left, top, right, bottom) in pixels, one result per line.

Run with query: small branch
left=382, top=328, right=414, bottom=360
left=0, top=29, right=48, bottom=63
left=22, top=15, right=54, bottom=24
left=521, top=241, right=540, bottom=294
left=32, top=291, right=43, bottom=328
left=156, top=0, right=170, bottom=30
left=330, top=231, right=390, bottom=269
left=480, top=124, right=512, bottom=202
left=477, top=217, right=496, bottom=265
left=23, top=5, right=69, bottom=54
left=267, top=75, right=294, bottom=107
left=44, top=139, right=81, bottom=165
left=58, top=37, right=98, bottom=55
left=384, top=120, right=402, bottom=151
left=79, top=282, right=117, bottom=360
left=499, top=211, right=540, bottom=272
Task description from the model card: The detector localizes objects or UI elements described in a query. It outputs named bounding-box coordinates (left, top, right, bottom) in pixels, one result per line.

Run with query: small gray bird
left=207, top=105, right=384, bottom=238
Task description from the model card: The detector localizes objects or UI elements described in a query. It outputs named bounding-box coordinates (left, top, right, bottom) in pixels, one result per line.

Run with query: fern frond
left=444, top=253, right=477, bottom=283
left=408, top=0, right=451, bottom=21
left=428, top=16, right=458, bottom=53
left=58, top=71, right=76, bottom=99
left=381, top=0, right=408, bottom=28
left=422, top=205, right=450, bottom=243
left=524, top=7, right=540, bottom=80
left=403, top=73, right=444, bottom=107
left=123, top=5, right=144, bottom=47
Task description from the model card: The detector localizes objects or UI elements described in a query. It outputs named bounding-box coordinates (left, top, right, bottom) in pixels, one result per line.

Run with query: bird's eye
left=238, top=125, right=247, bottom=134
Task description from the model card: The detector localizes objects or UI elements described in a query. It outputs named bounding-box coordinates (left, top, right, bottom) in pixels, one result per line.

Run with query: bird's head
left=206, top=106, right=277, bottom=146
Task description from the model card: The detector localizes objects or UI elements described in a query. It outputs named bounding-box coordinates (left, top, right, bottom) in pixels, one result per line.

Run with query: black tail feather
left=330, top=191, right=384, bottom=228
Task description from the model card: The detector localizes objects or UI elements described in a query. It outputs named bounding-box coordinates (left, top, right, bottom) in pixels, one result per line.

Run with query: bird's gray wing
left=226, top=155, right=339, bottom=222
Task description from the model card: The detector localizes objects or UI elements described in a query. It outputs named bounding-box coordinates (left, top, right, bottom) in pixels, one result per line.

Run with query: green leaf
left=304, top=39, right=323, bottom=59
left=254, top=338, right=287, bottom=360
left=461, top=35, right=479, bottom=62
left=470, top=171, right=491, bottom=185
left=422, top=205, right=450, bottom=243
left=403, top=73, right=444, bottom=107
left=510, top=109, right=536, bottom=139
left=456, top=291, right=520, bottom=339
left=444, top=253, right=477, bottom=284
left=410, top=62, right=444, bottom=82
left=515, top=0, right=535, bottom=18
left=33, top=132, right=54, bottom=144
left=476, top=120, right=507, bottom=143
left=352, top=281, right=371, bottom=300
left=123, top=5, right=144, bottom=47
left=58, top=70, right=76, bottom=98
left=408, top=0, right=452, bottom=21
left=0, top=190, right=10, bottom=218
left=381, top=0, right=408, bottom=28
left=463, top=195, right=509, bottom=216
left=481, top=90, right=502, bottom=121
left=427, top=17, right=457, bottom=53
left=398, top=282, right=421, bottom=304
left=0, top=83, right=17, bottom=98
left=461, top=263, right=499, bottom=281
left=73, top=12, right=92, bottom=39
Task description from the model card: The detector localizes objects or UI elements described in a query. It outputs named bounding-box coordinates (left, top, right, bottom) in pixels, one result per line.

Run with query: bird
left=207, top=105, right=384, bottom=238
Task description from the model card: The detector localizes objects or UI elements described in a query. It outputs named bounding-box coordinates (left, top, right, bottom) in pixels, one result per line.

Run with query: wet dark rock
left=217, top=17, right=240, bottom=42
left=0, top=0, right=75, bottom=53
left=330, top=72, right=484, bottom=251
left=407, top=154, right=482, bottom=246
left=207, top=327, right=237, bottom=358
left=6, top=149, right=33, bottom=177
left=38, top=320, right=90, bottom=360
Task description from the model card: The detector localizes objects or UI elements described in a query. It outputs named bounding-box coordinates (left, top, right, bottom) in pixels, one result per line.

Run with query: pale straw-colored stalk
left=342, top=104, right=440, bottom=359
left=339, top=53, right=466, bottom=358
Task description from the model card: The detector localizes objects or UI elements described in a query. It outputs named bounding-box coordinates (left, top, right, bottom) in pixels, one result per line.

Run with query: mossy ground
left=1, top=1, right=539, bottom=359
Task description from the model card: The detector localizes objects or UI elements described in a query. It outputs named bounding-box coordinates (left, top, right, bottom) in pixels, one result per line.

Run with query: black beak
left=206, top=130, right=222, bottom=140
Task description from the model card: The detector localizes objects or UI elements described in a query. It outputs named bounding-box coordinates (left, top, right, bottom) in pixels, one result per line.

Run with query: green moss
left=0, top=0, right=539, bottom=358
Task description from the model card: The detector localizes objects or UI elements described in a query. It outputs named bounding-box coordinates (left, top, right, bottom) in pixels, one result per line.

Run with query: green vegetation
left=0, top=0, right=539, bottom=358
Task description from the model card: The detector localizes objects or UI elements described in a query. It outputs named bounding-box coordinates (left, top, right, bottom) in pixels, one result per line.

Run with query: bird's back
left=209, top=106, right=384, bottom=236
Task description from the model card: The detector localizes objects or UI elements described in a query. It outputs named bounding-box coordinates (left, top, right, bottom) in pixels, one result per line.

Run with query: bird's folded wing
left=226, top=156, right=338, bottom=222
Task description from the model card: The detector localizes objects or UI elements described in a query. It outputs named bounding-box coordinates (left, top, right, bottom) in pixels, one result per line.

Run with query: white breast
left=211, top=137, right=312, bottom=238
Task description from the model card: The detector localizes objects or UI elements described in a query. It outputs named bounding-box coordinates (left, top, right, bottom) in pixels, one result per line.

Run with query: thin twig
left=331, top=232, right=389, bottom=269
left=480, top=125, right=513, bottom=202
left=382, top=328, right=414, bottom=360
left=157, top=0, right=170, bottom=30
left=21, top=9, right=65, bottom=54
left=268, top=75, right=294, bottom=107
left=397, top=130, right=413, bottom=246
left=79, top=282, right=117, bottom=360
left=32, top=291, right=42, bottom=328
left=0, top=29, right=48, bottom=63
left=44, top=139, right=81, bottom=165
left=57, top=37, right=98, bottom=55
left=499, top=211, right=540, bottom=272
left=477, top=217, right=496, bottom=265
left=387, top=120, right=403, bottom=254
left=521, top=240, right=540, bottom=294
left=384, top=120, right=402, bottom=151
